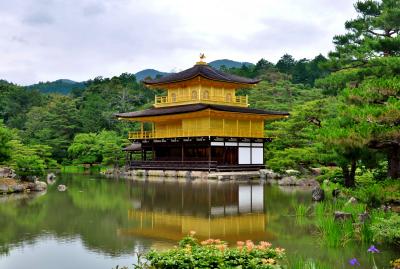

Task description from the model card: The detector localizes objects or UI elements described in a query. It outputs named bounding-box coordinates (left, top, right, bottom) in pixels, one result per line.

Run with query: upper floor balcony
left=154, top=94, right=248, bottom=108
left=128, top=128, right=264, bottom=140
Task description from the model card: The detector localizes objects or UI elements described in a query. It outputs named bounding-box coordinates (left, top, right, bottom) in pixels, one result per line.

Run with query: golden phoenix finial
left=199, top=53, right=206, bottom=62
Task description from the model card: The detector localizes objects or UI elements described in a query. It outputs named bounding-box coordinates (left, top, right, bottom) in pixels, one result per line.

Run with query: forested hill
left=25, top=59, right=256, bottom=94
left=134, top=69, right=169, bottom=81
left=27, top=79, right=86, bottom=94
left=208, top=59, right=254, bottom=69
left=133, top=59, right=254, bottom=81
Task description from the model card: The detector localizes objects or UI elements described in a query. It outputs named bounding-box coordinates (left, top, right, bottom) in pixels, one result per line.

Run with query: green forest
left=0, top=0, right=399, bottom=202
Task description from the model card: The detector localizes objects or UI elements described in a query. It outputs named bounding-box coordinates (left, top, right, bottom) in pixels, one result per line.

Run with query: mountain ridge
left=26, top=59, right=254, bottom=94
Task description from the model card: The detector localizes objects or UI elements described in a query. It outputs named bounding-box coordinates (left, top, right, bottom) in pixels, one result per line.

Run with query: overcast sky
left=0, top=0, right=358, bottom=85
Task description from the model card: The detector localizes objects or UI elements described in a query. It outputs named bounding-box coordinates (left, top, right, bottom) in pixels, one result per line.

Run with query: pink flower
left=215, top=244, right=227, bottom=251
left=259, top=241, right=272, bottom=248
left=189, top=230, right=196, bottom=237
left=236, top=241, right=245, bottom=247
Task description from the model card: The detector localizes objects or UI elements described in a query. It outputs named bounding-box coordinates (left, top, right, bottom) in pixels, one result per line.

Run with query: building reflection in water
left=119, top=181, right=274, bottom=242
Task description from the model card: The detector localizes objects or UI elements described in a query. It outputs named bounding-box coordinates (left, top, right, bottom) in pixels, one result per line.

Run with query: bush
left=317, top=167, right=343, bottom=184
left=370, top=214, right=400, bottom=246
left=14, top=154, right=45, bottom=180
left=351, top=184, right=385, bottom=207
left=145, top=233, right=285, bottom=269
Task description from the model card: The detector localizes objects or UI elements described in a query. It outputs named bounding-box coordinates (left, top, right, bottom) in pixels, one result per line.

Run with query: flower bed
left=145, top=232, right=285, bottom=269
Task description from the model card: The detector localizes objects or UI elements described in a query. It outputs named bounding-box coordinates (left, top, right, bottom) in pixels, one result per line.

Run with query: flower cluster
left=349, top=245, right=380, bottom=267
left=201, top=238, right=222, bottom=245
left=236, top=240, right=277, bottom=252
left=146, top=232, right=286, bottom=269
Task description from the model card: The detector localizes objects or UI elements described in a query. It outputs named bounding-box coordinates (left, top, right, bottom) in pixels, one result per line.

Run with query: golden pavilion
left=116, top=56, right=289, bottom=171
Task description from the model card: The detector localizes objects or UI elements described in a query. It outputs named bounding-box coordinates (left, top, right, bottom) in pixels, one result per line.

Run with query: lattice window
left=191, top=90, right=198, bottom=100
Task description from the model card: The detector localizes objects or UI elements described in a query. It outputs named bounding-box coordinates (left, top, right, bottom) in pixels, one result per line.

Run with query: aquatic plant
left=349, top=258, right=360, bottom=266
left=295, top=204, right=308, bottom=217
left=316, top=215, right=355, bottom=247
left=289, top=256, right=332, bottom=269
left=368, top=245, right=379, bottom=269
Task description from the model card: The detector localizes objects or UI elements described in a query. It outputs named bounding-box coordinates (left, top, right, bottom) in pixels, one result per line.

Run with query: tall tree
left=276, top=54, right=296, bottom=75
left=0, top=80, right=43, bottom=129
left=24, top=95, right=81, bottom=161
left=0, top=121, right=14, bottom=163
left=317, top=0, right=400, bottom=179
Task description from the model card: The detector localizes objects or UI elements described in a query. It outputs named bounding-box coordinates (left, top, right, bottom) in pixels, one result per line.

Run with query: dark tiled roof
left=143, top=64, right=261, bottom=85
left=116, top=103, right=289, bottom=118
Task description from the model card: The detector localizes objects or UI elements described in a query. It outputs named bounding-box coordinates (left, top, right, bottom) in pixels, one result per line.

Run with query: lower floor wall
left=126, top=137, right=267, bottom=170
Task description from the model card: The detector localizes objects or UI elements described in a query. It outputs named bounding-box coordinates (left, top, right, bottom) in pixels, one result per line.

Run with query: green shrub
left=145, top=233, right=285, bottom=269
left=14, top=154, right=45, bottom=180
left=351, top=184, right=384, bottom=207
left=355, top=170, right=375, bottom=186
left=317, top=167, right=343, bottom=184
left=370, top=214, right=400, bottom=246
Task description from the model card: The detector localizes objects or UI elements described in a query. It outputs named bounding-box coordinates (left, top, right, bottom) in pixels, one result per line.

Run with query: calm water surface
left=0, top=173, right=397, bottom=269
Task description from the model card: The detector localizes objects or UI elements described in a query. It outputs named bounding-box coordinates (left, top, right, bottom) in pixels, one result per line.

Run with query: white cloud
left=0, top=0, right=358, bottom=85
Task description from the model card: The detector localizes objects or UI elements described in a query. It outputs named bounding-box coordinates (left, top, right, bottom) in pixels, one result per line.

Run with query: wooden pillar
left=140, top=122, right=144, bottom=138
left=152, top=122, right=155, bottom=138
left=181, top=140, right=184, bottom=162
left=223, top=139, right=227, bottom=165
left=236, top=119, right=239, bottom=137
left=152, top=141, right=155, bottom=160
left=208, top=140, right=212, bottom=172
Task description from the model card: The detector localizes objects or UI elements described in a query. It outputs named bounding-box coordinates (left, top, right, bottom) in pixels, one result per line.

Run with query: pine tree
left=317, top=0, right=400, bottom=179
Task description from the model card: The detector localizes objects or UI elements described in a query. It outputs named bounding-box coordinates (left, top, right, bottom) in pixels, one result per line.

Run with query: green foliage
left=23, top=94, right=81, bottom=161
left=26, top=79, right=86, bottom=94
left=68, top=133, right=99, bottom=165
left=289, top=257, right=331, bottom=269
left=0, top=121, right=14, bottom=163
left=1, top=73, right=152, bottom=163
left=68, top=131, right=126, bottom=166
left=312, top=0, right=400, bottom=182
left=370, top=214, right=400, bottom=246
left=0, top=80, right=44, bottom=129
left=264, top=98, right=336, bottom=173
left=250, top=80, right=324, bottom=112
left=13, top=154, right=45, bottom=179
left=349, top=179, right=400, bottom=206
left=317, top=167, right=344, bottom=184
left=79, top=73, right=154, bottom=134
left=146, top=235, right=285, bottom=269
left=0, top=122, right=56, bottom=178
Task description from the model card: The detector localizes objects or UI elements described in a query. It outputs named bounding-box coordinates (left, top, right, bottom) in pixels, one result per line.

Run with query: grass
left=295, top=204, right=309, bottom=217
left=288, top=256, right=332, bottom=269
left=61, top=165, right=107, bottom=173
left=312, top=199, right=394, bottom=247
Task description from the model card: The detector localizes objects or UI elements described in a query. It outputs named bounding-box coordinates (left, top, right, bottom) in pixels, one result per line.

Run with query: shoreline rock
left=0, top=178, right=47, bottom=195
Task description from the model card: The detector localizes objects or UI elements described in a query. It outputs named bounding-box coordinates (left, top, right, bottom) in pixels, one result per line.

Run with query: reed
left=289, top=256, right=332, bottom=269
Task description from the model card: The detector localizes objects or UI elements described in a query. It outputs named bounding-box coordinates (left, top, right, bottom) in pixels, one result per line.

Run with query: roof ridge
left=143, top=64, right=260, bottom=85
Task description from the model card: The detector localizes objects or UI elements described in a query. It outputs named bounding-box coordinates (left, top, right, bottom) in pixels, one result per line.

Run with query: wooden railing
left=154, top=95, right=248, bottom=107
left=130, top=160, right=218, bottom=171
left=128, top=128, right=264, bottom=139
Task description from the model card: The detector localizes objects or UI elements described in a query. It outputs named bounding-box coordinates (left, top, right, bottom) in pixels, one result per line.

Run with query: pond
left=0, top=173, right=397, bottom=268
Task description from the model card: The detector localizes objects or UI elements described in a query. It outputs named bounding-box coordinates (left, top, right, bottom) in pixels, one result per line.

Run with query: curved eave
left=115, top=103, right=289, bottom=122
